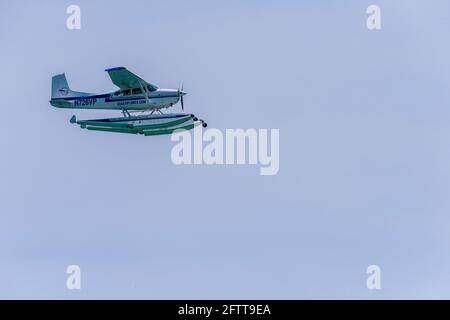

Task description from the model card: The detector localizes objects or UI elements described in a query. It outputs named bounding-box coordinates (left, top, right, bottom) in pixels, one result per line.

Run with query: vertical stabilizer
left=51, top=73, right=91, bottom=99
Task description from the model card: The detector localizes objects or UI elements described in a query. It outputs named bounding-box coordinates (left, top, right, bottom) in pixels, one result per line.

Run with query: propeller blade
left=181, top=95, right=184, bottom=111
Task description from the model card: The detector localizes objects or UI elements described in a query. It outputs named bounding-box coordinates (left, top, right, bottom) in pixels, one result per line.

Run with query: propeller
left=178, top=83, right=185, bottom=111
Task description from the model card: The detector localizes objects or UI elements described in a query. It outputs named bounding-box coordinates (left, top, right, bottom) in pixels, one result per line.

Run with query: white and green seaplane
left=49, top=67, right=207, bottom=135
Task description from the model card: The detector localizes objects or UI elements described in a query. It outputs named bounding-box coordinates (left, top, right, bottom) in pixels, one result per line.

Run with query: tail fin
left=51, top=73, right=90, bottom=99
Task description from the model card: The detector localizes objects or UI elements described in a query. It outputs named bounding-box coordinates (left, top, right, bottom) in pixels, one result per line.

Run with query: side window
left=122, top=89, right=131, bottom=96
left=132, top=88, right=142, bottom=95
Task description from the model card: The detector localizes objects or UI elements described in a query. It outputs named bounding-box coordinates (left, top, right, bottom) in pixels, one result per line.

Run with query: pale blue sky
left=1, top=0, right=450, bottom=299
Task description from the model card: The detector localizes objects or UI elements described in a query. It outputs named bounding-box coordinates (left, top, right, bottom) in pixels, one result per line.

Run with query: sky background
left=1, top=0, right=450, bottom=299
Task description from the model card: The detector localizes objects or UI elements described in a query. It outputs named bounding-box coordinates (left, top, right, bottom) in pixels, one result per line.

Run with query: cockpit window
left=132, top=88, right=142, bottom=95
left=112, top=87, right=147, bottom=98
left=147, top=84, right=158, bottom=92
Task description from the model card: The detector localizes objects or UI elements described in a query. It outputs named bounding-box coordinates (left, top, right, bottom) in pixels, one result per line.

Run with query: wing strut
left=139, top=81, right=149, bottom=105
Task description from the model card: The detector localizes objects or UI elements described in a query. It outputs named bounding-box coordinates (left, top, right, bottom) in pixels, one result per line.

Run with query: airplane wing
left=105, top=67, right=157, bottom=90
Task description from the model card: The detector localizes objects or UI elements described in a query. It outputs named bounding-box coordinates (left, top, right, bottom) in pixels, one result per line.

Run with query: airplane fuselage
left=50, top=88, right=183, bottom=111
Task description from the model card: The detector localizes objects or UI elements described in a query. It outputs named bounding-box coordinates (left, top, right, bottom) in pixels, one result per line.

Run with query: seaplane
left=49, top=67, right=207, bottom=135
